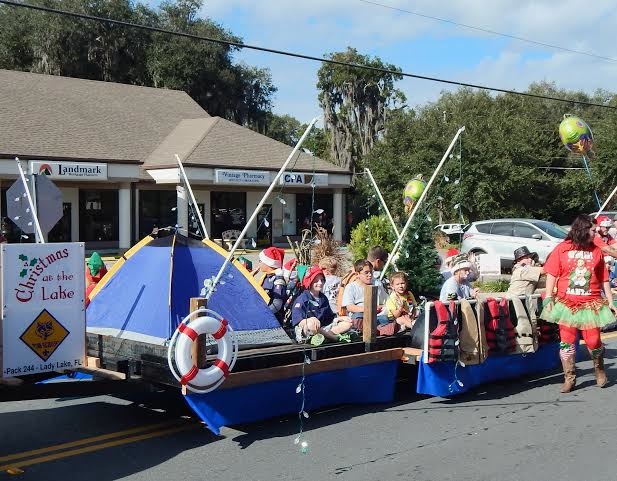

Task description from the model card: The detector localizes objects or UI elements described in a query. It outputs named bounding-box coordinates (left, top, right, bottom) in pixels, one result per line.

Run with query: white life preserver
left=167, top=309, right=238, bottom=394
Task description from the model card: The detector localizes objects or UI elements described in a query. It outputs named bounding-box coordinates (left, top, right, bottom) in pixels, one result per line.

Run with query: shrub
left=474, top=279, right=510, bottom=292
left=348, top=215, right=396, bottom=262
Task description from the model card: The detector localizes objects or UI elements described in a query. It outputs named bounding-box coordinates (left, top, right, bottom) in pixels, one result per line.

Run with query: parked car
left=590, top=211, right=617, bottom=221
left=461, top=218, right=568, bottom=271
left=435, top=223, right=465, bottom=235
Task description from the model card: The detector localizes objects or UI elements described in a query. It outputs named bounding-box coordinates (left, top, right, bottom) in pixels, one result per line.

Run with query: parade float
left=85, top=119, right=418, bottom=435
left=4, top=116, right=612, bottom=437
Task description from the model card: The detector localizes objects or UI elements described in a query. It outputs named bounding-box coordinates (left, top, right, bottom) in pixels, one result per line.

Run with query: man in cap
left=440, top=248, right=479, bottom=284
left=439, top=253, right=479, bottom=302
left=593, top=215, right=617, bottom=260
left=507, top=246, right=544, bottom=296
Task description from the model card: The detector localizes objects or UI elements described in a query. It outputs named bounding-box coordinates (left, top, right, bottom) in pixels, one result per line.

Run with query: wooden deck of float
left=86, top=333, right=423, bottom=390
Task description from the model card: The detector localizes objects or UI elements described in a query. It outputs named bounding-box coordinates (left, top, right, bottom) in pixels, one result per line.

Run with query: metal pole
left=594, top=183, right=617, bottom=218
left=205, top=118, right=318, bottom=300
left=380, top=126, right=465, bottom=279
left=15, top=157, right=45, bottom=244
left=175, top=154, right=209, bottom=239
left=364, top=168, right=399, bottom=237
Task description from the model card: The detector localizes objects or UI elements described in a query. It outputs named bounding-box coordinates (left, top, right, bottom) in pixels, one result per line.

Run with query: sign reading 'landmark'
left=31, top=161, right=108, bottom=181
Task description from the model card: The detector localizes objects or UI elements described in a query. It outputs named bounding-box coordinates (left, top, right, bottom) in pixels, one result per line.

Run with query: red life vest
left=534, top=295, right=560, bottom=344
left=538, top=320, right=560, bottom=344
left=484, top=297, right=516, bottom=354
left=428, top=301, right=460, bottom=363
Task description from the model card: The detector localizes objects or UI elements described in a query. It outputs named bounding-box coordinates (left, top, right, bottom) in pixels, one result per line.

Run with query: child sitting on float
left=318, top=256, right=341, bottom=313
left=341, top=259, right=389, bottom=332
left=383, top=271, right=417, bottom=333
left=291, top=265, right=352, bottom=344
left=252, top=246, right=287, bottom=323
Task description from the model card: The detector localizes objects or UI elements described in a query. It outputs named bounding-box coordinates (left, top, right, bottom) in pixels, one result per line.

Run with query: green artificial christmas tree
left=394, top=217, right=442, bottom=296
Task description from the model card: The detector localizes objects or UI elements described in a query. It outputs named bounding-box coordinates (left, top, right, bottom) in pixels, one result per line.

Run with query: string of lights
left=1, top=0, right=616, bottom=111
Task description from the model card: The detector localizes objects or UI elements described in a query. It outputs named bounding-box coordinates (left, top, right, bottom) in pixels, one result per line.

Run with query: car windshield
left=529, top=220, right=567, bottom=239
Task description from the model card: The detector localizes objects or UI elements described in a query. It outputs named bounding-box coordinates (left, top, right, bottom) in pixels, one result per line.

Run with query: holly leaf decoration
left=18, top=254, right=28, bottom=261
left=30, top=258, right=38, bottom=266
left=19, top=269, right=28, bottom=278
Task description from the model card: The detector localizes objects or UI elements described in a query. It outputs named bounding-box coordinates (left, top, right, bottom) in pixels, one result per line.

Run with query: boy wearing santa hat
left=256, top=246, right=288, bottom=323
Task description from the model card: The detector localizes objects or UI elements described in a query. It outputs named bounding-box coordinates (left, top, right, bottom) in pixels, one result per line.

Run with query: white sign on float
left=1, top=243, right=85, bottom=378
left=477, top=253, right=502, bottom=276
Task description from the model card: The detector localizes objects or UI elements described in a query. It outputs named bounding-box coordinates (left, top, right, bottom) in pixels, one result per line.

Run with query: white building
left=0, top=69, right=352, bottom=251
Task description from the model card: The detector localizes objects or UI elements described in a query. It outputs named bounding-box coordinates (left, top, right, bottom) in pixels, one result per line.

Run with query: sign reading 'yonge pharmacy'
left=31, top=161, right=108, bottom=181
left=215, top=169, right=270, bottom=185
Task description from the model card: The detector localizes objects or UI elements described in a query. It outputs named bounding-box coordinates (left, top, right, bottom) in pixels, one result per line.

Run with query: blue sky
left=157, top=0, right=617, bottom=122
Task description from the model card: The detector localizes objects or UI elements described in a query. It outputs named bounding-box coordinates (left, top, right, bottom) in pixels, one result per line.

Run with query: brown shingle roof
left=144, top=116, right=348, bottom=174
left=0, top=69, right=208, bottom=162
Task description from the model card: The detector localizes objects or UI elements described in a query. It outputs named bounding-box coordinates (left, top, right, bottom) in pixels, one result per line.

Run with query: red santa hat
left=283, top=258, right=297, bottom=279
left=445, top=248, right=459, bottom=264
left=597, top=215, right=612, bottom=227
left=259, top=247, right=285, bottom=269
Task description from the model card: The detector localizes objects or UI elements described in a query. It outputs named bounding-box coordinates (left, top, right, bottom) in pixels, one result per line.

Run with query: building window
left=211, top=192, right=246, bottom=239
left=1, top=187, right=34, bottom=243
left=256, top=205, right=272, bottom=247
left=139, top=190, right=176, bottom=238
left=48, top=203, right=72, bottom=242
left=79, top=190, right=118, bottom=243
left=295, top=193, right=333, bottom=235
left=189, top=203, right=206, bottom=238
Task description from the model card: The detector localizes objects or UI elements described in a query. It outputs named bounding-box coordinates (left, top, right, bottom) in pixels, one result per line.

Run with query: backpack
left=336, top=269, right=358, bottom=316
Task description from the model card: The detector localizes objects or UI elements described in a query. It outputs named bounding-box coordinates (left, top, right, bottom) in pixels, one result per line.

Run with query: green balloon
left=403, top=179, right=426, bottom=203
left=559, top=115, right=593, bottom=148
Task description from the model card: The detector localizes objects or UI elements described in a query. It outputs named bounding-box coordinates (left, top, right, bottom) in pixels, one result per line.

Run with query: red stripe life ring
left=167, top=309, right=238, bottom=394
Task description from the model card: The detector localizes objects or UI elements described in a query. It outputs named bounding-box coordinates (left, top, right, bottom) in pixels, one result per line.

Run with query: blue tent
left=87, top=233, right=292, bottom=347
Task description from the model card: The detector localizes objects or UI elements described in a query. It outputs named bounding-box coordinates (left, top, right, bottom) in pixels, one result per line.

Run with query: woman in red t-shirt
left=542, top=214, right=617, bottom=393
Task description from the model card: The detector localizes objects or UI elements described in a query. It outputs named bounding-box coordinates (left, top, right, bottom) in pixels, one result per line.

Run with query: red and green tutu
left=541, top=296, right=615, bottom=329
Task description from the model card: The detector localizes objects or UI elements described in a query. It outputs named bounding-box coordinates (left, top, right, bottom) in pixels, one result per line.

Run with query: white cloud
left=199, top=0, right=617, bottom=119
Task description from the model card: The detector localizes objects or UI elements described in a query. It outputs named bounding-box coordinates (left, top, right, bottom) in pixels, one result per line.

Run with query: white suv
left=461, top=219, right=567, bottom=271
left=435, top=223, right=465, bottom=235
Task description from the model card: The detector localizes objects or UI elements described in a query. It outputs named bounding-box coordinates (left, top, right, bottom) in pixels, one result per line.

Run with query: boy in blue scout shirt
left=292, top=265, right=352, bottom=343
left=256, top=246, right=288, bottom=323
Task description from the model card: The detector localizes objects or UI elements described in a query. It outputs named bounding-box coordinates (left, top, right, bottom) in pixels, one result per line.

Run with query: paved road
left=3, top=337, right=617, bottom=481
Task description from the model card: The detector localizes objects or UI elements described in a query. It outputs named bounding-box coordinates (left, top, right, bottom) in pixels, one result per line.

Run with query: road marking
left=0, top=420, right=183, bottom=464
left=601, top=331, right=617, bottom=341
left=1, top=423, right=197, bottom=472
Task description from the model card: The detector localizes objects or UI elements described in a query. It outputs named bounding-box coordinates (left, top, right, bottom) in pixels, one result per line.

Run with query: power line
left=358, top=0, right=617, bottom=63
left=1, top=0, right=616, bottom=111
left=536, top=166, right=586, bottom=170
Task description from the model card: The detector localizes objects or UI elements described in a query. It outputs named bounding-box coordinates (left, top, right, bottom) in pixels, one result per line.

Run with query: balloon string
left=581, top=154, right=602, bottom=209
